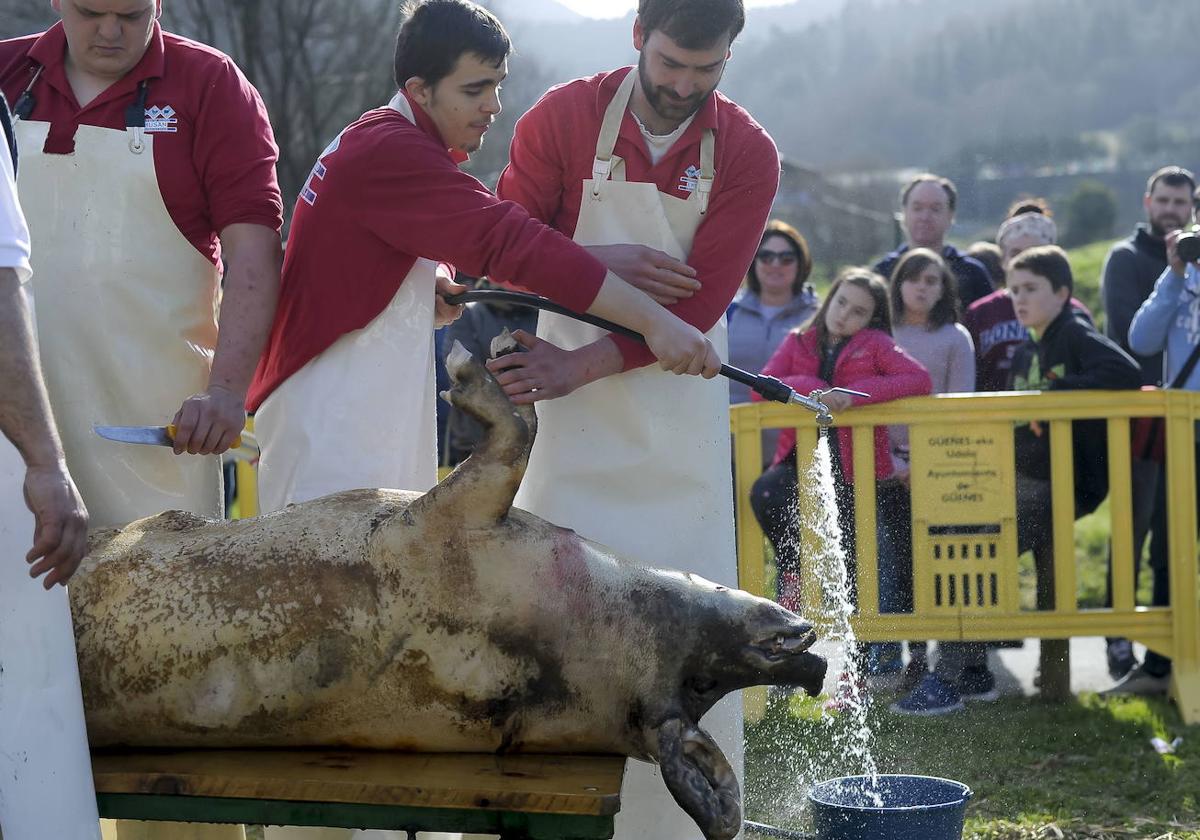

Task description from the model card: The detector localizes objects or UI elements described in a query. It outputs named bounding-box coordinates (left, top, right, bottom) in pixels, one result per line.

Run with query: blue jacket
left=726, top=287, right=819, bottom=404
left=1128, top=264, right=1200, bottom=390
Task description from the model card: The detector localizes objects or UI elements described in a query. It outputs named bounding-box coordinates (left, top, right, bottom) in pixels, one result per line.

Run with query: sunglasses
left=756, top=249, right=799, bottom=266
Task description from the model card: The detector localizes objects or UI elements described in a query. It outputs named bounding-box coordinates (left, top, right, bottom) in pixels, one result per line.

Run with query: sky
left=559, top=0, right=794, bottom=18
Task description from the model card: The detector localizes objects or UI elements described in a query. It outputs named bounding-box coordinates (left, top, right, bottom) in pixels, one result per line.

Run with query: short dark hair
left=966, top=241, right=1004, bottom=288
left=900, top=173, right=957, bottom=213
left=394, top=0, right=510, bottom=89
left=803, top=267, right=891, bottom=345
left=1194, top=184, right=1200, bottom=213
left=1006, top=197, right=1052, bottom=219
left=637, top=0, right=745, bottom=49
left=889, top=247, right=959, bottom=329
left=746, top=219, right=813, bottom=297
left=1010, top=245, right=1073, bottom=295
left=1146, top=165, right=1197, bottom=196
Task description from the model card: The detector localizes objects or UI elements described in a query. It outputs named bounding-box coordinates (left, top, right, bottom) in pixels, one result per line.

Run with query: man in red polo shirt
left=488, top=1, right=779, bottom=836
left=2, top=3, right=281, bottom=837
left=247, top=0, right=719, bottom=517
left=0, top=0, right=283, bottom=534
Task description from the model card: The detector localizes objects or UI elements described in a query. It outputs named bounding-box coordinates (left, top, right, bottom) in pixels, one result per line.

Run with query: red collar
left=27, top=20, right=165, bottom=113
left=601, top=66, right=720, bottom=161
left=400, top=89, right=469, bottom=165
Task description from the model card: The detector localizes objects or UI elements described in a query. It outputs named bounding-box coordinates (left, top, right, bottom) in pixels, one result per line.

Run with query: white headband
left=997, top=212, right=1057, bottom=248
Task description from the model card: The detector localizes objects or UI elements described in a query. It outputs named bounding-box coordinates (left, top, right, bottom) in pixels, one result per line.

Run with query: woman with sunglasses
left=727, top=220, right=819, bottom=465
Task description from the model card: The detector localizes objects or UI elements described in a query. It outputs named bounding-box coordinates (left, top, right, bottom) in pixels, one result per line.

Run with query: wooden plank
left=92, top=751, right=625, bottom=817
left=97, top=794, right=617, bottom=838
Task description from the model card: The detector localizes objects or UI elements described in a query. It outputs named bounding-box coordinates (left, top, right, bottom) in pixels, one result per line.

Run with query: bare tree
left=0, top=3, right=56, bottom=40
left=163, top=0, right=401, bottom=225
left=1, top=2, right=557, bottom=215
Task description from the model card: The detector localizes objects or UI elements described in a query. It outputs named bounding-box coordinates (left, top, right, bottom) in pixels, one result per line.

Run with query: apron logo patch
left=678, top=165, right=701, bottom=194
left=144, top=105, right=178, bottom=133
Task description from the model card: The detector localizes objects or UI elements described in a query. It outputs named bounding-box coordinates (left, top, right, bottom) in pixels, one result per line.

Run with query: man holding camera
left=1117, top=182, right=1200, bottom=696
left=1099, top=165, right=1196, bottom=687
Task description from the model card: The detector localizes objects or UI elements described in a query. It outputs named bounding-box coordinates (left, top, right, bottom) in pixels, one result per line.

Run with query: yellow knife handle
left=165, top=424, right=242, bottom=449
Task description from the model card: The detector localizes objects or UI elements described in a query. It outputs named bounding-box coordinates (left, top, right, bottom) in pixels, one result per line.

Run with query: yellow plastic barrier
left=732, top=390, right=1200, bottom=722
left=231, top=433, right=452, bottom=520
left=231, top=417, right=258, bottom=519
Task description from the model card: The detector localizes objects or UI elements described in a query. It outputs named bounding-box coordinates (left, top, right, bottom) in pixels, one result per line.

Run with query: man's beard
left=637, top=53, right=716, bottom=129
left=1150, top=214, right=1187, bottom=238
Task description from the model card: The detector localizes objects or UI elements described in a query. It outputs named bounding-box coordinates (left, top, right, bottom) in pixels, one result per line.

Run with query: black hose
left=442, top=289, right=799, bottom=405
left=743, top=819, right=816, bottom=840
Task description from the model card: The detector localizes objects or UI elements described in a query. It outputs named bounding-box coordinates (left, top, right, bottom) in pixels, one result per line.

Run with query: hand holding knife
left=94, top=424, right=259, bottom=462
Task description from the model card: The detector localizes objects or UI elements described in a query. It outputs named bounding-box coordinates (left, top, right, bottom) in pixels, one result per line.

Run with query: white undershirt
left=0, top=131, right=31, bottom=284
left=632, top=111, right=696, bottom=166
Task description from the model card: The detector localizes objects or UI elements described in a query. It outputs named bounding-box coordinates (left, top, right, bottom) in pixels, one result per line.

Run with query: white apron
left=255, top=93, right=439, bottom=514
left=0, top=295, right=100, bottom=840
left=11, top=84, right=235, bottom=840
left=15, top=112, right=222, bottom=529
left=513, top=70, right=741, bottom=840
left=252, top=94, right=450, bottom=840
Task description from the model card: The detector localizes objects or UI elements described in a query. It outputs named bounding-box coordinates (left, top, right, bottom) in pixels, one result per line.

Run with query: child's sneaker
left=895, top=658, right=928, bottom=694
left=777, top=570, right=803, bottom=613
left=890, top=673, right=965, bottom=716
left=1105, top=637, right=1138, bottom=682
left=957, top=665, right=999, bottom=702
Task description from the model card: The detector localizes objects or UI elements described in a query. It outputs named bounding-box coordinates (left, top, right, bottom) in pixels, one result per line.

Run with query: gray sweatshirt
left=889, top=322, right=976, bottom=454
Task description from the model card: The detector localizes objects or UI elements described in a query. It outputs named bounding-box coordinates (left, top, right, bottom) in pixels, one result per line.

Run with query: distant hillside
left=492, top=0, right=847, bottom=32
left=497, top=0, right=1200, bottom=172
left=6, top=0, right=1196, bottom=221
left=497, top=0, right=856, bottom=84
left=724, top=0, right=1200, bottom=170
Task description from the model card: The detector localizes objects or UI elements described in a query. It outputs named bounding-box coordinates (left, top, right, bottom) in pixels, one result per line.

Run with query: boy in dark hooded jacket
left=1008, top=245, right=1141, bottom=618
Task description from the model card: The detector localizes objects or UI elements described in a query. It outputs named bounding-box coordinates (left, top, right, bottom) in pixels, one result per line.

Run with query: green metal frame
left=97, top=793, right=614, bottom=839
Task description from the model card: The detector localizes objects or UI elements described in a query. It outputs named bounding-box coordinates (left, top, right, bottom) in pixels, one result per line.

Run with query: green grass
left=744, top=691, right=1200, bottom=838
left=1066, top=239, right=1114, bottom=330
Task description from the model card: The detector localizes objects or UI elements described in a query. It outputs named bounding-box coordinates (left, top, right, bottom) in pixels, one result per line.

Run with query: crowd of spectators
left=434, top=167, right=1200, bottom=716
left=736, top=169, right=1196, bottom=716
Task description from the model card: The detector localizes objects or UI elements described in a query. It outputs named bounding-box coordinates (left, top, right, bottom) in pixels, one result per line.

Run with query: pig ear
left=657, top=718, right=742, bottom=840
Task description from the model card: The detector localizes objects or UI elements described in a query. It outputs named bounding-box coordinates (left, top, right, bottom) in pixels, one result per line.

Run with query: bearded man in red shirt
left=489, top=2, right=781, bottom=836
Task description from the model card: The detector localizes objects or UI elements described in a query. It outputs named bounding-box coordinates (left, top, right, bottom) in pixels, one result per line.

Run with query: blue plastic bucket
left=808, top=774, right=972, bottom=840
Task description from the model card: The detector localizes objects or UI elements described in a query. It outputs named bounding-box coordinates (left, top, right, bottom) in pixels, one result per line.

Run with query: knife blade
left=94, top=424, right=252, bottom=459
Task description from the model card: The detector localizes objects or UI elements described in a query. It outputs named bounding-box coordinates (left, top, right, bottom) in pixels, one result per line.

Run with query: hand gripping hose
left=442, top=289, right=868, bottom=426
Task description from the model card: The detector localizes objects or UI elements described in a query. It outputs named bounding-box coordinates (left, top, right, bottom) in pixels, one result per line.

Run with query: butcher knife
left=94, top=424, right=257, bottom=461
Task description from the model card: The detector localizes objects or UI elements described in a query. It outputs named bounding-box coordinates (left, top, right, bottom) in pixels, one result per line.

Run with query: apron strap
left=590, top=69, right=638, bottom=200
left=590, top=69, right=718, bottom=216
left=11, top=64, right=43, bottom=123
left=696, top=129, right=715, bottom=216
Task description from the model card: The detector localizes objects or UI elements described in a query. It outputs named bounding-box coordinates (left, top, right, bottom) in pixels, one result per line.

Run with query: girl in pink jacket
left=749, top=268, right=931, bottom=616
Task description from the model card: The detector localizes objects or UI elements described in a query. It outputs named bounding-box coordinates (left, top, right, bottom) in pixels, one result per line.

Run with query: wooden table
left=92, top=750, right=625, bottom=839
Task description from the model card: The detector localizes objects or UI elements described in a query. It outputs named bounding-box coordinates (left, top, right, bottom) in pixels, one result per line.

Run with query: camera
left=1179, top=227, right=1200, bottom=264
